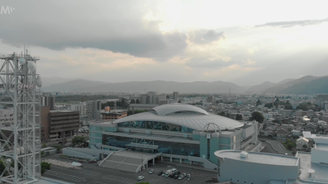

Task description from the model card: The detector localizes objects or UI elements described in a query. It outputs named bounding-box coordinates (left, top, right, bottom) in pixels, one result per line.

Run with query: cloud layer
left=256, top=18, right=328, bottom=28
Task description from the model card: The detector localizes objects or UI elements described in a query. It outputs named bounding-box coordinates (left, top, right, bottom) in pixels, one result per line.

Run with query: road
left=260, top=138, right=293, bottom=156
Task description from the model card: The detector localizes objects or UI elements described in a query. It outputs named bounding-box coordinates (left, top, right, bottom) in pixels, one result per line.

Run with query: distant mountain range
left=40, top=75, right=328, bottom=95
left=42, top=80, right=245, bottom=94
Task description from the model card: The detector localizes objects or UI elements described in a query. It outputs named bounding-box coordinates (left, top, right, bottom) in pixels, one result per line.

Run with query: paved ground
left=43, top=154, right=218, bottom=184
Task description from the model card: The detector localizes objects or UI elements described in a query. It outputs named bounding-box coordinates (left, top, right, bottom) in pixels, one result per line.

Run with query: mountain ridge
left=41, top=75, right=328, bottom=94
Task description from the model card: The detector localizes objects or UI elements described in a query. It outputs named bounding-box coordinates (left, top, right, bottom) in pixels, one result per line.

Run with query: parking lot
left=43, top=154, right=217, bottom=184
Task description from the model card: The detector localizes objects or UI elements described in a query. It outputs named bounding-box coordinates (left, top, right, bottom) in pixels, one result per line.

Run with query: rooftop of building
left=114, top=103, right=245, bottom=131
left=215, top=150, right=299, bottom=166
left=50, top=110, right=78, bottom=113
left=101, top=109, right=127, bottom=114
left=296, top=152, right=328, bottom=184
left=129, top=104, right=159, bottom=107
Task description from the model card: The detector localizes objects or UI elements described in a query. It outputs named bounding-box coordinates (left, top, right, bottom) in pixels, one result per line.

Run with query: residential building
left=296, top=137, right=309, bottom=149
left=86, top=100, right=101, bottom=121
left=173, top=91, right=179, bottom=100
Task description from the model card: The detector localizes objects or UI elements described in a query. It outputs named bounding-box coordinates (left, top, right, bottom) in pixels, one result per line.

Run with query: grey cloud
left=256, top=18, right=328, bottom=28
left=0, top=0, right=186, bottom=61
left=189, top=30, right=225, bottom=44
left=186, top=58, right=240, bottom=68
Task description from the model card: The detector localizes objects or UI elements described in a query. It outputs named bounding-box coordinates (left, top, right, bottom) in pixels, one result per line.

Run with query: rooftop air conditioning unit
left=240, top=151, right=248, bottom=159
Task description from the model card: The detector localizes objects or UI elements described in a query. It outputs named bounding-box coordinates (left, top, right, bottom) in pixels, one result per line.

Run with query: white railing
left=98, top=152, right=114, bottom=166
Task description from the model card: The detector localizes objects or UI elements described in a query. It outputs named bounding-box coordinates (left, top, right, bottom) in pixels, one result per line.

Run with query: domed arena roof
left=114, top=103, right=244, bottom=131
left=152, top=103, right=209, bottom=116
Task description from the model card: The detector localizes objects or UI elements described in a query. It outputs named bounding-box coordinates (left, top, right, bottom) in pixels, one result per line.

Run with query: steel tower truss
left=0, top=53, right=41, bottom=184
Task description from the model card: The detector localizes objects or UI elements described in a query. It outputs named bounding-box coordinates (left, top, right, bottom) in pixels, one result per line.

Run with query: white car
left=178, top=174, right=185, bottom=180
left=171, top=168, right=177, bottom=173
left=149, top=169, right=154, bottom=174
left=137, top=176, right=144, bottom=181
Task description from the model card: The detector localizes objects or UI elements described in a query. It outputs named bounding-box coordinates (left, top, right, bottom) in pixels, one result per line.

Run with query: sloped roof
left=152, top=103, right=209, bottom=116
left=114, top=103, right=244, bottom=131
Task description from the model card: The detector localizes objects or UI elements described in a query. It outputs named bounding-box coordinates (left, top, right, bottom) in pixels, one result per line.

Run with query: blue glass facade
left=118, top=121, right=194, bottom=133
left=103, top=135, right=200, bottom=156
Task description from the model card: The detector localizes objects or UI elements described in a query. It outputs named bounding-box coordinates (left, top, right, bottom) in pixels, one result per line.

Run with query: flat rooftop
left=297, top=152, right=328, bottom=183
left=215, top=150, right=299, bottom=166
left=314, top=144, right=328, bottom=151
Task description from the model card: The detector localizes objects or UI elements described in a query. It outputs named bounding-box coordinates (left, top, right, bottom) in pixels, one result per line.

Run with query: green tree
left=127, top=109, right=147, bottom=116
left=219, top=112, right=225, bottom=116
left=41, top=162, right=51, bottom=175
left=250, top=111, right=264, bottom=123
left=302, top=144, right=308, bottom=149
left=178, top=100, right=181, bottom=103
left=263, top=123, right=268, bottom=130
left=72, top=136, right=87, bottom=147
left=256, top=99, right=261, bottom=106
left=236, top=114, right=243, bottom=120
left=130, top=99, right=135, bottom=104
left=0, top=159, right=5, bottom=176
left=136, top=99, right=140, bottom=104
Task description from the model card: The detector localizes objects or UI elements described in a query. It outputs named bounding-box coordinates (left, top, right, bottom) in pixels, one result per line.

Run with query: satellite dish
left=18, top=58, right=26, bottom=65
left=36, top=75, right=42, bottom=87
left=27, top=61, right=36, bottom=72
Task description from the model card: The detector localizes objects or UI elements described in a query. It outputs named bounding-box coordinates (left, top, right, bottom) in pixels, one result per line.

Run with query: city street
left=260, top=138, right=293, bottom=156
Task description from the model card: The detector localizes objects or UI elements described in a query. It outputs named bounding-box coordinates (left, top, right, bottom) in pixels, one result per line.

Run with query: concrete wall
left=311, top=147, right=328, bottom=164
left=218, top=158, right=299, bottom=184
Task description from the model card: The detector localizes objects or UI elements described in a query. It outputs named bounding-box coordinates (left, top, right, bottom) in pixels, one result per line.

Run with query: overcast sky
left=0, top=0, right=328, bottom=86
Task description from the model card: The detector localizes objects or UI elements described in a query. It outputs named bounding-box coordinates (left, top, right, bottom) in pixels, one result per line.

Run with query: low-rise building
left=215, top=150, right=300, bottom=184
left=101, top=110, right=127, bottom=120
left=296, top=137, right=309, bottom=150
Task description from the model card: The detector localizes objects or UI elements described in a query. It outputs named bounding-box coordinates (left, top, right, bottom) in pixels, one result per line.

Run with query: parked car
left=171, top=168, right=177, bottom=173
left=169, top=173, right=175, bottom=178
left=157, top=171, right=163, bottom=176
left=178, top=174, right=185, bottom=180
left=137, top=176, right=144, bottom=181
left=149, top=169, right=154, bottom=174
left=174, top=174, right=179, bottom=179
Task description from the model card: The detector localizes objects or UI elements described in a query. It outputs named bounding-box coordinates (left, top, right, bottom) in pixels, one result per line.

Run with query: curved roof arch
left=114, top=104, right=244, bottom=131
left=152, top=103, right=209, bottom=116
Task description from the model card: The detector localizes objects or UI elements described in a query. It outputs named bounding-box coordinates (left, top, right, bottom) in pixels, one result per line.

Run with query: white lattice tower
left=0, top=52, right=41, bottom=184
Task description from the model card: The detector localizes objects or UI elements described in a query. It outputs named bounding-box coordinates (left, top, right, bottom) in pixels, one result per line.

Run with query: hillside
left=42, top=80, right=246, bottom=94
left=265, top=75, right=319, bottom=94
left=41, top=79, right=107, bottom=92
left=277, top=76, right=328, bottom=94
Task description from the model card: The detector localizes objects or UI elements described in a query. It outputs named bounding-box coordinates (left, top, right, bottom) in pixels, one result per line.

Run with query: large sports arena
left=89, top=103, right=261, bottom=171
